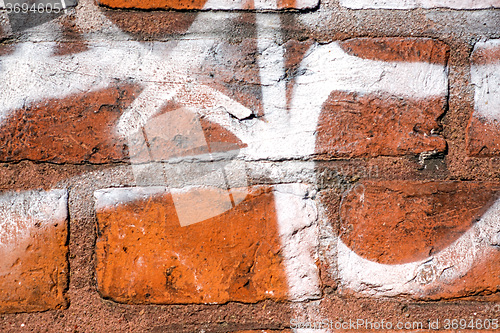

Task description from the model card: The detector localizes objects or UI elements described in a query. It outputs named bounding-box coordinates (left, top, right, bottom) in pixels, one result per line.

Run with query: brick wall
left=0, top=0, right=499, bottom=331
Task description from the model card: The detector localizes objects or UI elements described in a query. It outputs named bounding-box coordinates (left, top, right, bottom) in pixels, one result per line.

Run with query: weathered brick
left=0, top=190, right=68, bottom=313
left=340, top=0, right=500, bottom=9
left=0, top=88, right=246, bottom=165
left=335, top=180, right=500, bottom=299
left=315, top=91, right=447, bottom=158
left=314, top=38, right=448, bottom=158
left=97, top=0, right=318, bottom=10
left=0, top=84, right=137, bottom=164
left=339, top=38, right=449, bottom=65
left=94, top=186, right=289, bottom=304
left=467, top=39, right=500, bottom=157
left=340, top=181, right=499, bottom=265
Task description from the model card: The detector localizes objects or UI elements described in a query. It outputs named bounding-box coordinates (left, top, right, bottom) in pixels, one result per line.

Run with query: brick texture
left=315, top=38, right=448, bottom=158
left=0, top=190, right=68, bottom=313
left=94, top=186, right=289, bottom=304
left=316, top=92, right=446, bottom=158
left=467, top=39, right=500, bottom=157
left=336, top=180, right=500, bottom=299
left=0, top=0, right=499, bottom=331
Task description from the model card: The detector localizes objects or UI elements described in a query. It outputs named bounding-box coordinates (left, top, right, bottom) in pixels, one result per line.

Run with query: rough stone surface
left=0, top=0, right=499, bottom=330
left=95, top=186, right=289, bottom=304
left=0, top=190, right=68, bottom=313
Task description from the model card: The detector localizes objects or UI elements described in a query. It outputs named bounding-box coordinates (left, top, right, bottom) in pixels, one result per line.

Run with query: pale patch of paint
left=471, top=40, right=500, bottom=122
left=274, top=184, right=321, bottom=301
left=336, top=192, right=500, bottom=297
left=340, top=0, right=500, bottom=9
left=0, top=189, right=67, bottom=248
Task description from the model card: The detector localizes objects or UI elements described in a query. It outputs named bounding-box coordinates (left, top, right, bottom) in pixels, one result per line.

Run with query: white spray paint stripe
left=337, top=192, right=500, bottom=297
left=257, top=14, right=288, bottom=125
left=256, top=12, right=321, bottom=302
left=340, top=0, right=500, bottom=9
left=0, top=39, right=250, bottom=130
left=273, top=184, right=322, bottom=301
left=0, top=39, right=446, bottom=162
left=471, top=40, right=500, bottom=122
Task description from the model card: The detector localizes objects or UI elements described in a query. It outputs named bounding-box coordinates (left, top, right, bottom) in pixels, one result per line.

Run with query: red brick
left=336, top=180, right=500, bottom=300
left=339, top=181, right=500, bottom=265
left=0, top=86, right=246, bottom=164
left=467, top=116, right=500, bottom=156
left=467, top=39, right=500, bottom=157
left=94, top=186, right=288, bottom=304
left=315, top=92, right=446, bottom=158
left=0, top=190, right=68, bottom=313
left=339, top=38, right=449, bottom=65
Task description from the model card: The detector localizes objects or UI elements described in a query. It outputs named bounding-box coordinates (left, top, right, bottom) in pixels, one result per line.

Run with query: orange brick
left=314, top=38, right=448, bottom=159
left=315, top=92, right=446, bottom=158
left=335, top=180, right=500, bottom=299
left=340, top=181, right=500, bottom=265
left=0, top=85, right=138, bottom=164
left=94, top=186, right=289, bottom=304
left=0, top=190, right=68, bottom=313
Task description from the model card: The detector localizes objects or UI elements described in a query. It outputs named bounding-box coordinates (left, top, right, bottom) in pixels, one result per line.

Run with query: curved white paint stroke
left=337, top=195, right=500, bottom=297
left=471, top=40, right=500, bottom=122
left=340, top=0, right=500, bottom=9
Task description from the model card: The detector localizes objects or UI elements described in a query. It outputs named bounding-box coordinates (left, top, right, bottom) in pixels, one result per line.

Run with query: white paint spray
left=471, top=39, right=500, bottom=122
left=0, top=189, right=67, bottom=247
left=340, top=0, right=500, bottom=9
